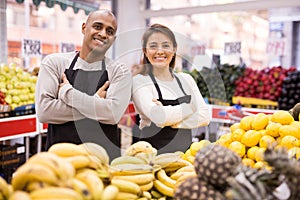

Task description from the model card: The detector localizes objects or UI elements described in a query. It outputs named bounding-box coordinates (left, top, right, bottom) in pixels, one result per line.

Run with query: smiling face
left=81, top=10, right=117, bottom=60
left=144, top=32, right=176, bottom=69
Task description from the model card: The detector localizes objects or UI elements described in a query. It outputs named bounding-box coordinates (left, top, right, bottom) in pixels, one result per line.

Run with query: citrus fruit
left=280, top=135, right=299, bottom=149
left=215, top=139, right=231, bottom=147
left=241, top=130, right=262, bottom=147
left=253, top=161, right=265, bottom=169
left=288, top=147, right=300, bottom=159
left=252, top=113, right=269, bottom=130
left=265, top=122, right=281, bottom=137
left=255, top=147, right=266, bottom=162
left=271, top=110, right=294, bottom=125
left=242, top=158, right=255, bottom=167
left=247, top=146, right=260, bottom=160
left=228, top=141, right=246, bottom=157
left=279, top=124, right=300, bottom=138
left=259, top=135, right=276, bottom=148
left=240, top=115, right=254, bottom=131
left=219, top=133, right=232, bottom=142
left=230, top=123, right=240, bottom=133
left=231, top=128, right=245, bottom=142
left=190, top=140, right=211, bottom=156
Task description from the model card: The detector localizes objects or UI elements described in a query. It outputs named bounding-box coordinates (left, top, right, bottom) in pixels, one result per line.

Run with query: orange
left=253, top=161, right=265, bottom=169
left=252, top=113, right=269, bottom=130
left=219, top=133, right=232, bottom=142
left=280, top=135, right=299, bottom=149
left=189, top=140, right=211, bottom=156
left=247, top=146, right=260, bottom=160
left=271, top=110, right=294, bottom=125
left=279, top=125, right=300, bottom=138
left=241, top=130, right=262, bottom=147
left=231, top=128, right=245, bottom=142
left=228, top=141, right=246, bottom=157
left=258, top=129, right=267, bottom=136
left=259, top=135, right=276, bottom=148
left=240, top=115, right=254, bottom=131
left=265, top=122, right=282, bottom=137
left=230, top=123, right=241, bottom=133
left=242, top=158, right=255, bottom=167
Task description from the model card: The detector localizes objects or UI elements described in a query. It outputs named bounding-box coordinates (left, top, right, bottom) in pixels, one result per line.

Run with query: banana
left=48, top=142, right=88, bottom=157
left=174, top=165, right=195, bottom=173
left=29, top=186, right=82, bottom=200
left=86, top=155, right=105, bottom=170
left=156, top=169, right=176, bottom=189
left=142, top=191, right=152, bottom=199
left=109, top=163, right=153, bottom=176
left=67, top=178, right=92, bottom=200
left=137, top=197, right=148, bottom=200
left=110, top=179, right=142, bottom=196
left=0, top=176, right=10, bottom=199
left=8, top=191, right=31, bottom=200
left=25, top=181, right=50, bottom=192
left=115, top=192, right=139, bottom=200
left=124, top=141, right=154, bottom=156
left=101, top=185, right=119, bottom=200
left=79, top=142, right=110, bottom=166
left=151, top=152, right=182, bottom=168
left=153, top=179, right=174, bottom=197
left=110, top=156, right=147, bottom=166
left=139, top=181, right=154, bottom=191
left=65, top=155, right=91, bottom=170
left=150, top=189, right=163, bottom=198
left=111, top=173, right=155, bottom=185
left=75, top=170, right=103, bottom=200
left=27, top=152, right=75, bottom=182
left=163, top=158, right=192, bottom=171
left=170, top=170, right=196, bottom=181
left=12, top=163, right=58, bottom=191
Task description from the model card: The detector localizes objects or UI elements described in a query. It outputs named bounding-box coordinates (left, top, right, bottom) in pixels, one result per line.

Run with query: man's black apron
left=46, top=52, right=121, bottom=159
left=140, top=73, right=192, bottom=154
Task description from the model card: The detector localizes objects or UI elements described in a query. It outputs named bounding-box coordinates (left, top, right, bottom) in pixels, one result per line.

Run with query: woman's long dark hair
left=140, top=24, right=177, bottom=75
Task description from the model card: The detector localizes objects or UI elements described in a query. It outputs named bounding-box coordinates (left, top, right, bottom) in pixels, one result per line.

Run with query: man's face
left=82, top=11, right=117, bottom=55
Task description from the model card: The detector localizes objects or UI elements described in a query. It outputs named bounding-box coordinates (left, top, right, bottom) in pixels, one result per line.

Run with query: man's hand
left=59, top=73, right=70, bottom=90
left=96, top=81, right=110, bottom=98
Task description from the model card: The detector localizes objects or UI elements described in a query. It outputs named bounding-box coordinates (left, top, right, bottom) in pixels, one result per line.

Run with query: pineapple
left=194, top=144, right=241, bottom=189
left=174, top=176, right=225, bottom=200
left=264, top=146, right=300, bottom=200
left=225, top=165, right=281, bottom=200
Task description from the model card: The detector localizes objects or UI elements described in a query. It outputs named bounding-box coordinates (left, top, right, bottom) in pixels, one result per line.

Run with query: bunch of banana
left=124, top=141, right=157, bottom=157
left=171, top=165, right=197, bottom=188
left=11, top=151, right=76, bottom=191
left=150, top=152, right=183, bottom=169
left=48, top=142, right=109, bottom=169
left=0, top=176, right=11, bottom=200
left=109, top=162, right=155, bottom=176
left=8, top=191, right=31, bottom=200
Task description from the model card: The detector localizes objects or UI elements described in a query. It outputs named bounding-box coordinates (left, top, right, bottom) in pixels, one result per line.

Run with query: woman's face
left=144, top=32, right=176, bottom=69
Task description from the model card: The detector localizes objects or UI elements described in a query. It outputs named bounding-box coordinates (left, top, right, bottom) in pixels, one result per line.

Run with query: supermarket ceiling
left=14, top=0, right=104, bottom=15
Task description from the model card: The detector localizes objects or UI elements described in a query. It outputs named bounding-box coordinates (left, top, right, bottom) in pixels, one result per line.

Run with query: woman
left=131, top=24, right=210, bottom=153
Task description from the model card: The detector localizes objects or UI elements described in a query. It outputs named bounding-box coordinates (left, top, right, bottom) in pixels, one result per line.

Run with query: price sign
left=190, top=44, right=206, bottom=56
left=224, top=42, right=241, bottom=55
left=22, top=39, right=42, bottom=57
left=60, top=42, right=75, bottom=53
left=266, top=38, right=286, bottom=56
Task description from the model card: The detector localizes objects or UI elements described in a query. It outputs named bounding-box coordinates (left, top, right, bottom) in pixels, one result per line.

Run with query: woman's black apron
left=140, top=73, right=192, bottom=154
left=46, top=52, right=121, bottom=159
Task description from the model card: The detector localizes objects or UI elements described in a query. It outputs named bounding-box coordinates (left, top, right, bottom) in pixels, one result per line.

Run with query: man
left=35, top=10, right=132, bottom=159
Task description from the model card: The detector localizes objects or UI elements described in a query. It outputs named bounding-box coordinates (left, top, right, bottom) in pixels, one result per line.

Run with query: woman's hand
left=96, top=81, right=110, bottom=98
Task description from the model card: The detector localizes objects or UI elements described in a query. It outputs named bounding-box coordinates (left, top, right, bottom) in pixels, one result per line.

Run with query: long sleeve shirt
left=131, top=72, right=210, bottom=130
left=35, top=52, right=132, bottom=125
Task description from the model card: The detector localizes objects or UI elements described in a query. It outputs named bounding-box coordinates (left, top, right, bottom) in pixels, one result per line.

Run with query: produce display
left=0, top=63, right=37, bottom=111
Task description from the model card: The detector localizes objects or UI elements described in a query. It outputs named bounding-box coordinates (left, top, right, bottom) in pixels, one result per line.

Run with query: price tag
left=266, top=38, right=286, bottom=56
left=22, top=38, right=42, bottom=57
left=224, top=42, right=241, bottom=55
